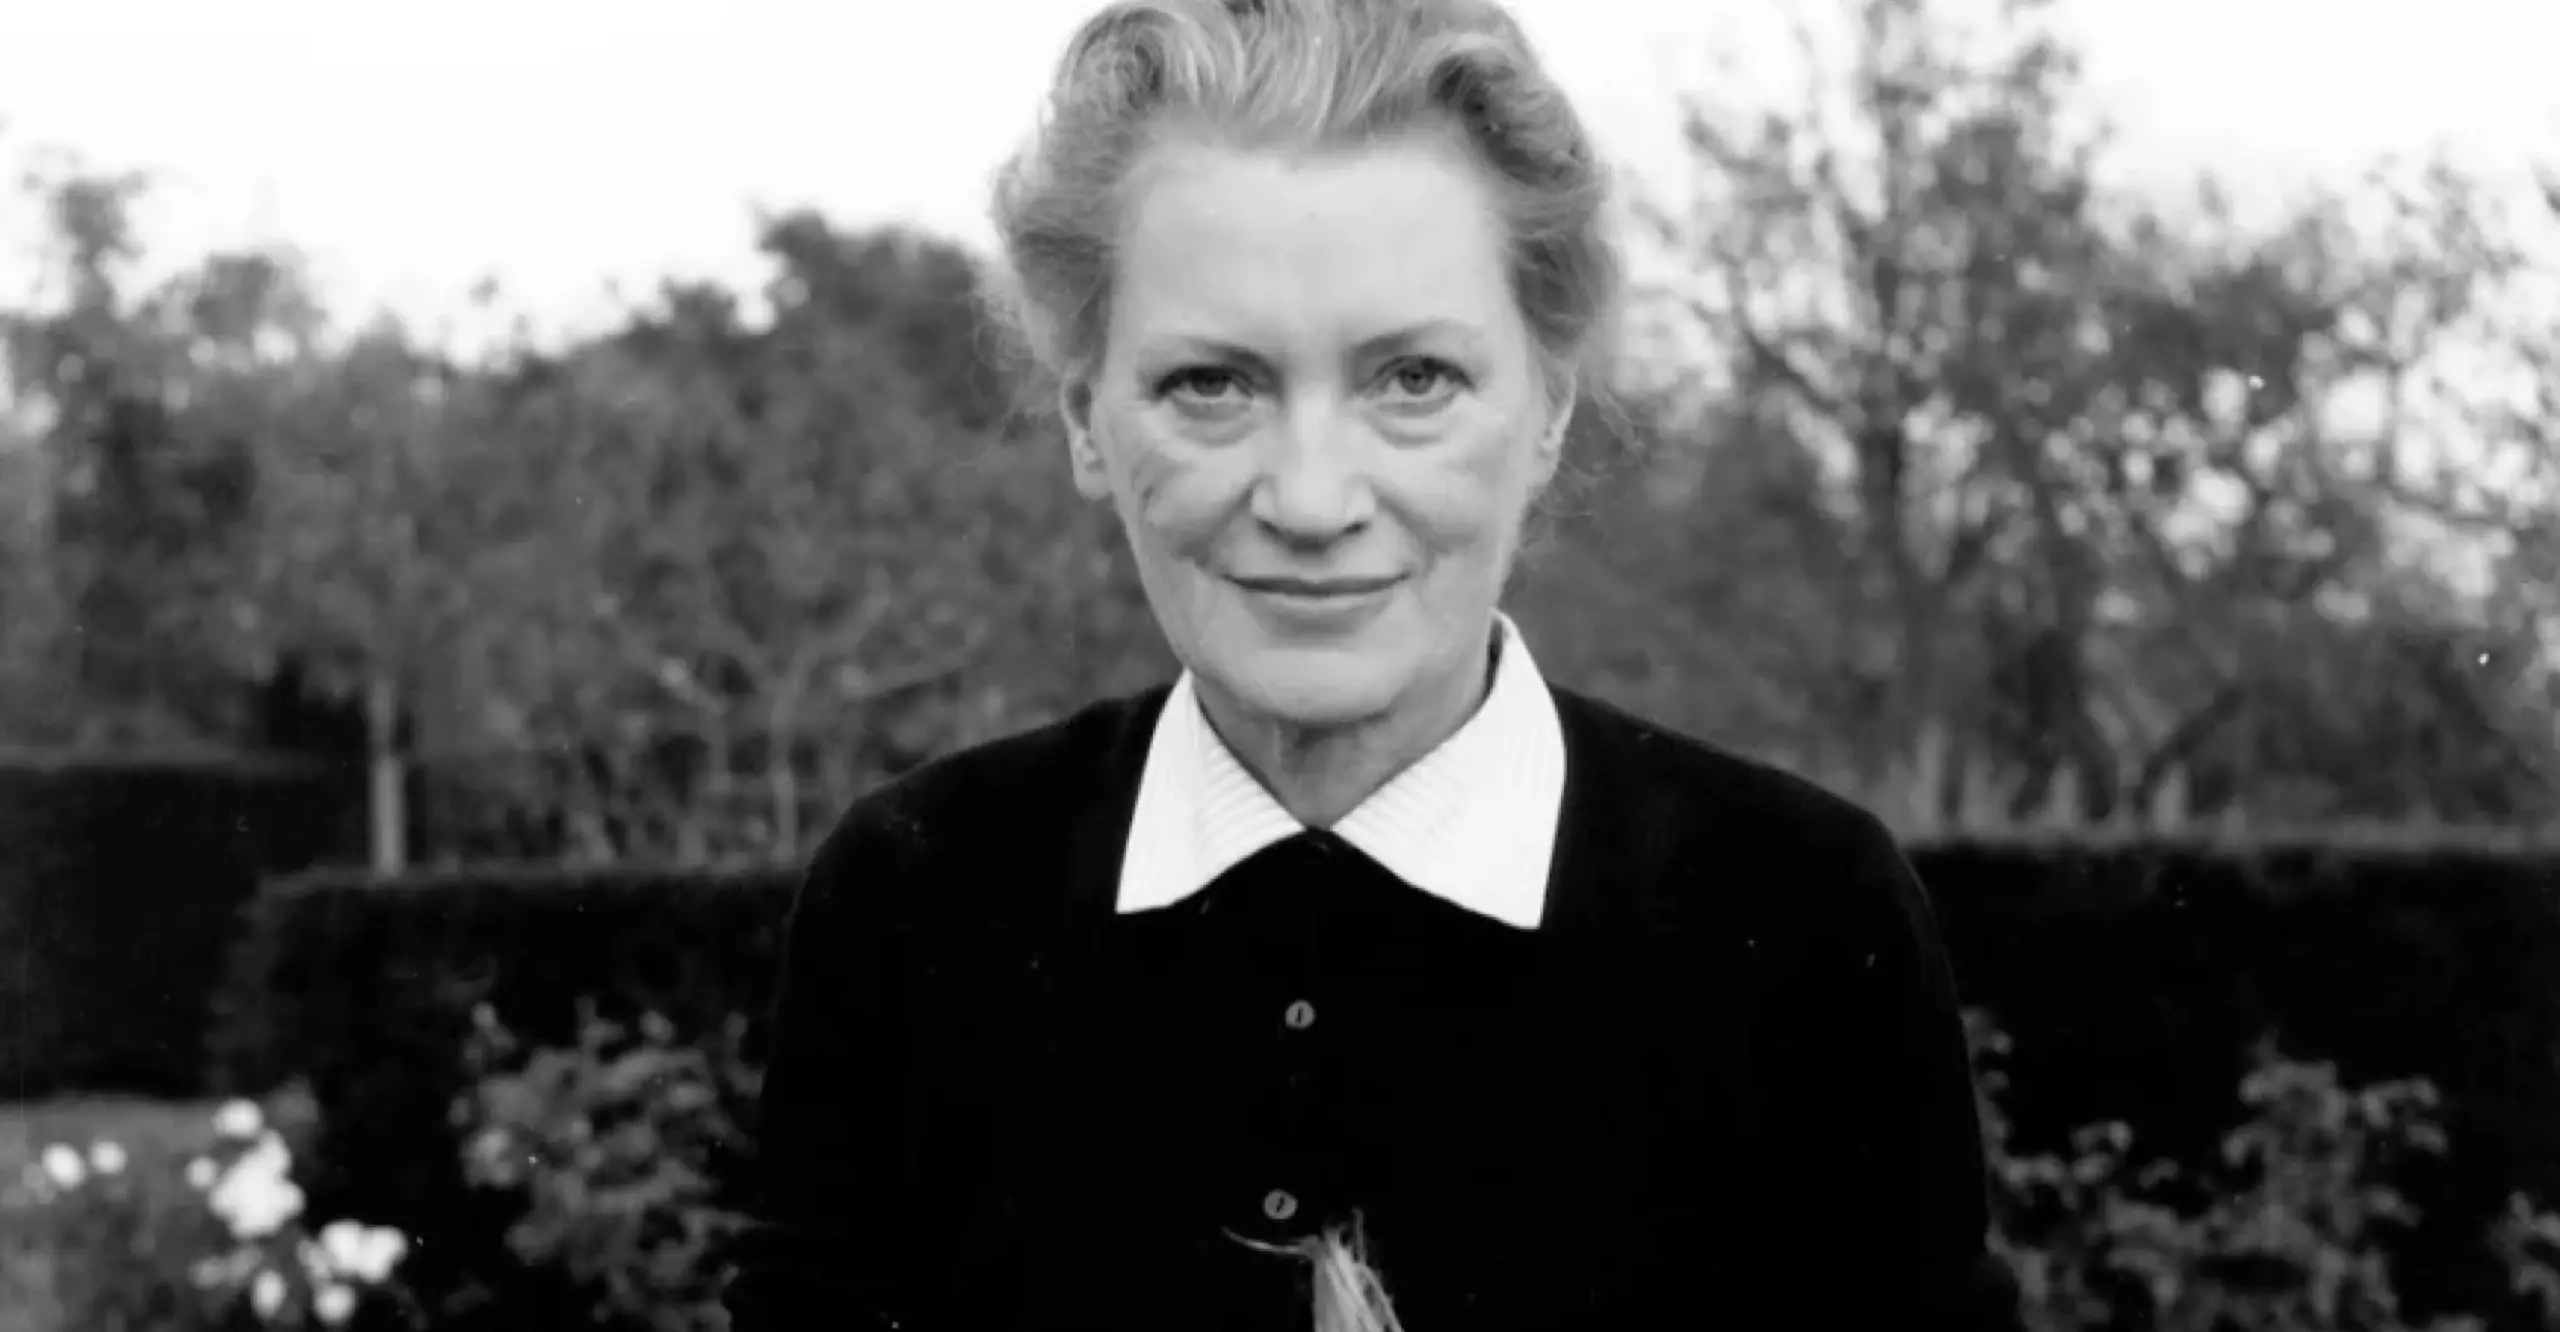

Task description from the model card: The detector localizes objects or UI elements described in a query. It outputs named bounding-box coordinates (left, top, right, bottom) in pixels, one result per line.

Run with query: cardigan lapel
left=1063, top=685, right=1175, bottom=928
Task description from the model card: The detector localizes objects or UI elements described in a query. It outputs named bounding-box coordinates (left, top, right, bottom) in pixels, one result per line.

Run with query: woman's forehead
left=1112, top=137, right=1519, bottom=348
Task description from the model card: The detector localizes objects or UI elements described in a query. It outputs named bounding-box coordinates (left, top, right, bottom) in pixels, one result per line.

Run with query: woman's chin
left=1217, top=659, right=1403, bottom=732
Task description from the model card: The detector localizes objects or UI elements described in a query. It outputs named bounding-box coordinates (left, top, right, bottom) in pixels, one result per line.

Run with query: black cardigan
left=724, top=684, right=2020, bottom=1332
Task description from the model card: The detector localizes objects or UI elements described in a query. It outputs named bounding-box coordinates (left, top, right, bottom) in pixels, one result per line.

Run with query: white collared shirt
left=1115, top=614, right=1568, bottom=930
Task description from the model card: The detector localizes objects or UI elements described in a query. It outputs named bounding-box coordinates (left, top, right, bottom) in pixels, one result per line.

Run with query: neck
left=1196, top=627, right=1500, bottom=828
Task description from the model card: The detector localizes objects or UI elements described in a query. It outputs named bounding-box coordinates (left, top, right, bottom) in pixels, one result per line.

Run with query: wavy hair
left=987, top=0, right=1622, bottom=403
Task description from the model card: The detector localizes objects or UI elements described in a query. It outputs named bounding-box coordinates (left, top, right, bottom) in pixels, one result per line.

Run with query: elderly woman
left=724, top=0, right=2014, bottom=1328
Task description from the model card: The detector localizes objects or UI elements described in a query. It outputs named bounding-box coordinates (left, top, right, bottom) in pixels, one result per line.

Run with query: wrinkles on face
left=1070, top=128, right=1566, bottom=803
left=1101, top=338, right=1539, bottom=560
left=1098, top=366, right=1538, bottom=613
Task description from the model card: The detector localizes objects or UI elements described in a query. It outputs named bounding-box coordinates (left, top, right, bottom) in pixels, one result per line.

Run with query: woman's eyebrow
left=1352, top=320, right=1486, bottom=357
left=1139, top=321, right=1488, bottom=365
left=1144, top=334, right=1268, bottom=364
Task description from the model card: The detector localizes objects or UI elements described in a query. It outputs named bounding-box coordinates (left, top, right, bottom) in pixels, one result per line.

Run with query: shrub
left=208, top=864, right=792, bottom=1330
left=210, top=834, right=2560, bottom=1325
left=0, top=1090, right=419, bottom=1332
left=450, top=1004, right=762, bottom=1332
left=14, top=1006, right=2555, bottom=1332
left=2486, top=1195, right=2560, bottom=1324
left=403, top=1005, right=2558, bottom=1332
left=1974, top=1012, right=2560, bottom=1332
left=3, top=1133, right=228, bottom=1331
left=1920, top=829, right=2560, bottom=1321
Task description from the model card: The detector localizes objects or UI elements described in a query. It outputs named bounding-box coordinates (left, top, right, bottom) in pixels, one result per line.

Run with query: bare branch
left=838, top=621, right=992, bottom=706
left=1708, top=278, right=1851, bottom=424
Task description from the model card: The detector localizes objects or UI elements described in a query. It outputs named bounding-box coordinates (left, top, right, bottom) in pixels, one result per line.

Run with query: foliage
left=205, top=834, right=2560, bottom=1324
left=207, top=863, right=796, bottom=1330
left=0, top=165, right=328, bottom=748
left=0, top=1090, right=420, bottom=1332
left=0, top=159, right=1161, bottom=865
left=443, top=257, right=1059, bottom=863
left=2487, top=1193, right=2560, bottom=1327
left=3, top=1133, right=227, bottom=1331
left=451, top=1005, right=762, bottom=1332
left=9, top=27, right=2559, bottom=860
left=1629, top=0, right=2560, bottom=825
left=1925, top=828, right=2560, bottom=1319
left=1973, top=1014, right=2560, bottom=1331
left=24, top=998, right=2560, bottom=1332
left=264, top=1000, right=2560, bottom=1332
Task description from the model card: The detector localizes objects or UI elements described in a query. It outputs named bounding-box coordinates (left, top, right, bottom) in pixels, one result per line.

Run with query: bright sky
left=1, top=0, right=2554, bottom=358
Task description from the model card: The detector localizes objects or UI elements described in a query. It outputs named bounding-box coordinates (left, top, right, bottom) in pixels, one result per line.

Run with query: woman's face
left=1065, top=130, right=1570, bottom=733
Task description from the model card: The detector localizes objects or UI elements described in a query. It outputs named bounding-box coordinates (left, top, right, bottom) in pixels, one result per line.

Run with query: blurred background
left=1, top=0, right=2556, bottom=1329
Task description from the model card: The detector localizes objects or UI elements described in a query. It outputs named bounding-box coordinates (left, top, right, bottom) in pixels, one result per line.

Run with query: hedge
left=207, top=830, right=2560, bottom=1329
left=0, top=753, right=359, bottom=1098
left=1918, top=829, right=2560, bottom=1322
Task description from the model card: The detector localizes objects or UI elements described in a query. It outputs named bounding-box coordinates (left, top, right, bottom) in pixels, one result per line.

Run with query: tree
left=1634, top=0, right=2555, bottom=825
left=0, top=166, right=304, bottom=749
left=411, top=216, right=1148, bottom=864
left=2086, top=175, right=2557, bottom=822
left=503, top=287, right=991, bottom=860
left=1638, top=0, right=2127, bottom=796
left=247, top=320, right=482, bottom=871
left=0, top=153, right=1176, bottom=861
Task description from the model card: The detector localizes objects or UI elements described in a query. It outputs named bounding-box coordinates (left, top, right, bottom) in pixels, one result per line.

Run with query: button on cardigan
left=724, top=685, right=2020, bottom=1332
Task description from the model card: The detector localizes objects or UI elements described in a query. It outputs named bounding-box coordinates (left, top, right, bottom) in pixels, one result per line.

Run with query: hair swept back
left=986, top=0, right=1623, bottom=403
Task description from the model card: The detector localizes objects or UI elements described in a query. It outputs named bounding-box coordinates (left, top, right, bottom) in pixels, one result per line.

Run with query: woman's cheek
left=1121, top=437, right=1186, bottom=525
left=1093, top=405, right=1168, bottom=509
left=1126, top=434, right=1245, bottom=547
left=1393, top=420, right=1521, bottom=548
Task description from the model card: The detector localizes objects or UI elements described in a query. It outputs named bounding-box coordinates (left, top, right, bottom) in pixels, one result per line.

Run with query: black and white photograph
left=2, top=0, right=2556, bottom=1328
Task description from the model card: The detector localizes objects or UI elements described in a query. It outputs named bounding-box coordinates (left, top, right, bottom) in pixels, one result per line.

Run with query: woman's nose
left=1250, top=404, right=1373, bottom=542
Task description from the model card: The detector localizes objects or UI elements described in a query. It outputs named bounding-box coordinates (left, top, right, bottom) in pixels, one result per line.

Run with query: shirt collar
left=1115, top=614, right=1567, bottom=930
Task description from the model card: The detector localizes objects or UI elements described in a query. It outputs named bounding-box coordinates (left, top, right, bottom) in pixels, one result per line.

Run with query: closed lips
left=1232, top=575, right=1401, bottom=596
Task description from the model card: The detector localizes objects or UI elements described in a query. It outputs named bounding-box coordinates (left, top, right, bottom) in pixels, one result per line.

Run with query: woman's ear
left=1059, top=377, right=1112, bottom=500
left=1533, top=366, right=1579, bottom=486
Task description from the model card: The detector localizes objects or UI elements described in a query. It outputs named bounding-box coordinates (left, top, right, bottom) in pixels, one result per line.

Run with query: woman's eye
left=1160, top=367, right=1249, bottom=404
left=1379, top=358, right=1464, bottom=406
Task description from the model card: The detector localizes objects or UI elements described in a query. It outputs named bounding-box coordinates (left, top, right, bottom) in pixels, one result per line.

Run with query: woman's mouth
left=1228, top=574, right=1403, bottom=598
left=1227, top=573, right=1404, bottom=622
